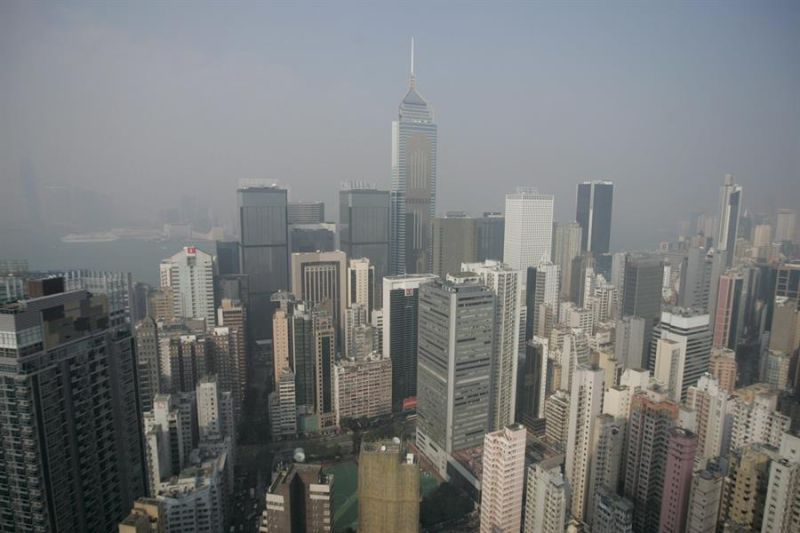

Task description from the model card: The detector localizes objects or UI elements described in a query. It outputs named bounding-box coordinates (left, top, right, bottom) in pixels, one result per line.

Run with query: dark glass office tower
left=339, top=184, right=390, bottom=306
left=237, top=185, right=289, bottom=341
left=576, top=180, right=614, bottom=254
left=215, top=240, right=240, bottom=276
left=476, top=212, right=505, bottom=262
left=0, top=281, right=145, bottom=531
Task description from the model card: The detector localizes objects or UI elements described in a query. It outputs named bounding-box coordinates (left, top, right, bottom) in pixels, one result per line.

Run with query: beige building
left=261, top=463, right=333, bottom=532
left=480, top=425, right=527, bottom=533
left=708, top=347, right=737, bottom=392
left=761, top=433, right=800, bottom=533
left=333, top=351, right=392, bottom=425
left=358, top=441, right=420, bottom=533
left=119, top=498, right=165, bottom=533
left=686, top=373, right=730, bottom=466
left=524, top=456, right=567, bottom=533
left=726, top=444, right=779, bottom=530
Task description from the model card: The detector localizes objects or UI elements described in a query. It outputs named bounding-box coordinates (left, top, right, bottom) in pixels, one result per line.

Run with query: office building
left=768, top=296, right=800, bottom=355
left=271, top=370, right=297, bottom=438
left=312, top=308, right=337, bottom=429
left=658, top=428, right=698, bottom=533
left=623, top=393, right=680, bottom=533
left=775, top=208, right=797, bottom=242
left=717, top=174, right=743, bottom=267
left=576, top=180, right=614, bottom=254
left=346, top=258, right=375, bottom=314
left=415, top=275, right=494, bottom=476
left=761, top=433, right=800, bottom=533
left=615, top=315, right=647, bottom=370
left=237, top=184, right=289, bottom=341
left=333, top=352, right=392, bottom=425
left=390, top=42, right=437, bottom=275
left=678, top=247, right=726, bottom=315
left=517, top=337, right=550, bottom=429
left=565, top=366, right=605, bottom=522
left=61, top=269, right=136, bottom=327
left=503, top=188, right=555, bottom=270
left=713, top=270, right=746, bottom=350
left=463, top=260, right=523, bottom=429
left=480, top=425, right=526, bottom=533
left=215, top=240, right=240, bottom=277
left=476, top=212, right=505, bottom=261
left=622, top=254, right=664, bottom=323
left=649, top=307, right=712, bottom=402
left=553, top=222, right=583, bottom=301
left=216, top=299, right=246, bottom=410
left=287, top=200, right=325, bottom=224
left=291, top=250, right=347, bottom=340
left=431, top=214, right=477, bottom=277
left=526, top=262, right=560, bottom=340
left=339, top=183, right=390, bottom=303
left=382, top=274, right=438, bottom=408
left=159, top=247, right=216, bottom=326
left=0, top=283, right=145, bottom=531
left=261, top=463, right=333, bottom=532
left=358, top=441, right=420, bottom=533
left=289, top=223, right=336, bottom=254
left=523, top=457, right=567, bottom=533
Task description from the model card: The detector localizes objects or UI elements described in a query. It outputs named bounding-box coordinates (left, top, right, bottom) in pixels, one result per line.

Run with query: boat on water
left=60, top=232, right=120, bottom=244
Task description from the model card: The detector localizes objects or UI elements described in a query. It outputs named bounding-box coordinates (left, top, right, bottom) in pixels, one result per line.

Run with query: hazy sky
left=2, top=1, right=798, bottom=249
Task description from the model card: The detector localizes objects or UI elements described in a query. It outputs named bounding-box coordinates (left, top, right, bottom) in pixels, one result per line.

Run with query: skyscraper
left=686, top=374, right=730, bottom=465
left=346, top=257, right=375, bottom=314
left=358, top=441, right=420, bottom=533
left=712, top=270, right=746, bottom=350
left=576, top=180, right=614, bottom=254
left=237, top=184, right=289, bottom=341
left=0, top=282, right=145, bottom=531
left=525, top=262, right=560, bottom=340
left=159, top=247, right=216, bottom=326
left=463, top=260, right=523, bottom=429
left=678, top=247, right=726, bottom=315
left=290, top=250, right=347, bottom=340
left=503, top=188, right=555, bottom=271
left=287, top=200, right=325, bottom=224
left=622, top=254, right=664, bottom=322
left=775, top=208, right=797, bottom=243
left=312, top=307, right=337, bottom=429
left=479, top=425, right=527, bottom=533
left=261, top=464, right=334, bottom=532
left=391, top=40, right=437, bottom=275
left=761, top=433, right=800, bottom=533
left=415, top=275, right=494, bottom=476
left=553, top=222, right=583, bottom=301
left=649, top=307, right=712, bottom=402
left=587, top=414, right=625, bottom=527
left=476, top=212, right=505, bottom=262
left=339, top=183, right=390, bottom=302
left=382, top=274, right=438, bottom=408
left=717, top=174, right=743, bottom=267
left=135, top=316, right=162, bottom=413
left=565, top=365, right=605, bottom=522
left=431, top=214, right=477, bottom=277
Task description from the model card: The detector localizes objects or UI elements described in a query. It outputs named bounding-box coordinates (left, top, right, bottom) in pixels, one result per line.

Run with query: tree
left=419, top=482, right=474, bottom=528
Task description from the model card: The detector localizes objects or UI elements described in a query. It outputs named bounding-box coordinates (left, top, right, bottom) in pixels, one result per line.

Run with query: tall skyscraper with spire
left=717, top=174, right=742, bottom=267
left=391, top=39, right=438, bottom=275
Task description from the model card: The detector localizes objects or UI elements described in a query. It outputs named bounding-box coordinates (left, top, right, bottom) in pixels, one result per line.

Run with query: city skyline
left=2, top=1, right=799, bottom=257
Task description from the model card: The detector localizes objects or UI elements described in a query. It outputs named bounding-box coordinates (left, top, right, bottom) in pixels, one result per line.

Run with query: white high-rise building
left=761, top=433, right=800, bottom=533
left=462, top=260, right=523, bottom=429
left=503, top=188, right=555, bottom=271
left=196, top=376, right=233, bottom=443
left=160, top=246, right=216, bottom=326
left=479, top=425, right=526, bottom=533
left=565, top=366, right=605, bottom=522
left=390, top=39, right=437, bottom=275
left=524, top=457, right=568, bottom=533
left=729, top=384, right=791, bottom=452
left=686, top=374, right=731, bottom=466
left=587, top=414, right=625, bottom=527
left=553, top=222, right=583, bottom=301
left=775, top=208, right=797, bottom=243
left=347, top=258, right=375, bottom=314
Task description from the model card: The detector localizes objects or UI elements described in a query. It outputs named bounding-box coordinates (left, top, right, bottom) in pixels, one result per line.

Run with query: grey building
left=678, top=247, right=726, bottom=316
left=553, top=222, right=583, bottom=301
left=390, top=45, right=437, bottom=275
left=237, top=185, right=289, bottom=341
left=339, top=185, right=390, bottom=304
left=287, top=200, right=325, bottom=225
left=215, top=240, right=240, bottom=276
left=622, top=254, right=664, bottom=321
left=476, top=212, right=505, bottom=262
left=431, top=214, right=477, bottom=278
left=288, top=223, right=337, bottom=254
left=0, top=281, right=145, bottom=531
left=717, top=174, right=742, bottom=268
left=415, top=274, right=494, bottom=476
left=135, top=316, right=162, bottom=413
left=576, top=180, right=614, bottom=254
left=382, top=274, right=438, bottom=409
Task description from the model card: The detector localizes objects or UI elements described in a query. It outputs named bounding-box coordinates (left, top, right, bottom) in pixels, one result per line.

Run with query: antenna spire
left=410, top=37, right=416, bottom=89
